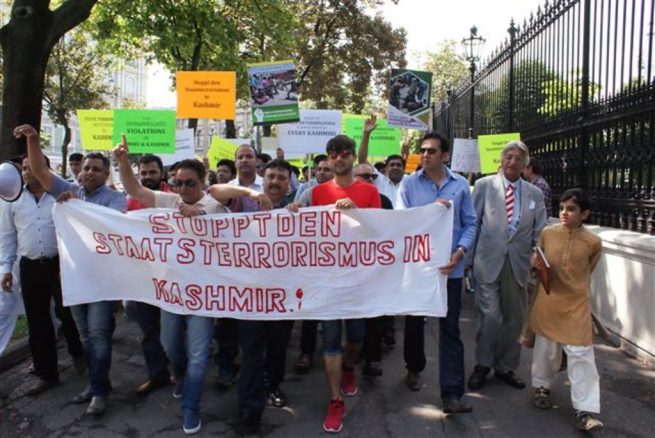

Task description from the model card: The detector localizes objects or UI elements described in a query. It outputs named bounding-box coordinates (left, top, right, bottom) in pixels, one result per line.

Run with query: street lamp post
left=461, top=26, right=485, bottom=138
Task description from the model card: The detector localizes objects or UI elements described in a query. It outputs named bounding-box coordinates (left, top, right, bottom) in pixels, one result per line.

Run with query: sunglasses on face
left=356, top=173, right=378, bottom=180
left=328, top=150, right=354, bottom=159
left=419, top=147, right=438, bottom=155
left=173, top=179, right=199, bottom=188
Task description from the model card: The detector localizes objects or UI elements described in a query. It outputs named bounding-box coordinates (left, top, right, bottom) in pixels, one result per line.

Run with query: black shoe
left=266, top=387, right=287, bottom=408
left=25, top=378, right=59, bottom=396
left=442, top=397, right=473, bottom=414
left=135, top=375, right=170, bottom=396
left=405, top=371, right=422, bottom=391
left=362, top=361, right=383, bottom=378
left=227, top=415, right=261, bottom=435
left=216, top=366, right=237, bottom=390
left=468, top=365, right=490, bottom=390
left=495, top=370, right=525, bottom=389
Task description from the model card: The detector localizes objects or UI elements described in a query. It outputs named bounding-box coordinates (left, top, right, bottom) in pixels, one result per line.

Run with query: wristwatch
left=456, top=246, right=467, bottom=257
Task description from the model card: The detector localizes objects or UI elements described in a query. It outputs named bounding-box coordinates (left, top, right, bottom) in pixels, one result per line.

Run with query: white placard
left=161, top=128, right=196, bottom=166
left=277, top=110, right=342, bottom=155
left=450, top=138, right=481, bottom=173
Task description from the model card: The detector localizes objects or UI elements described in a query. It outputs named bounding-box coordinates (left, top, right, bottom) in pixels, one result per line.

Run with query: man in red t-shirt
left=309, top=135, right=380, bottom=433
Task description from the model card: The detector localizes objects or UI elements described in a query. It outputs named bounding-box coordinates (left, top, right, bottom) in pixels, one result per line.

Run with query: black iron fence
left=434, top=0, right=655, bottom=235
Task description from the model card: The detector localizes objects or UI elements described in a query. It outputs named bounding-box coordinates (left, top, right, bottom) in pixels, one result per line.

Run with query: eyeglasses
left=173, top=179, right=199, bottom=188
left=356, top=173, right=377, bottom=180
left=419, top=147, right=438, bottom=155
left=328, top=150, right=354, bottom=159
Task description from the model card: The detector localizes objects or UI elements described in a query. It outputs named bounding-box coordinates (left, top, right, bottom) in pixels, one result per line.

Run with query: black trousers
left=362, top=317, right=383, bottom=362
left=19, top=256, right=83, bottom=381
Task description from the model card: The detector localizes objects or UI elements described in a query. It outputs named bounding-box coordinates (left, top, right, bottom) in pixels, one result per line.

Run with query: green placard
left=342, top=114, right=402, bottom=157
left=112, top=109, right=176, bottom=154
left=247, top=61, right=300, bottom=125
left=478, top=133, right=521, bottom=174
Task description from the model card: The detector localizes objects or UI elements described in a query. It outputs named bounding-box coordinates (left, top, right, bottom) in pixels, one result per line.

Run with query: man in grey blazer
left=468, top=141, right=547, bottom=391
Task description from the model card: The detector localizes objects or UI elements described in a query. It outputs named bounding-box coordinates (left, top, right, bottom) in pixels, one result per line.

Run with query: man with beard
left=115, top=140, right=227, bottom=435
left=307, top=135, right=380, bottom=433
left=209, top=159, right=294, bottom=434
left=123, top=155, right=172, bottom=396
left=18, top=124, right=126, bottom=417
left=1, top=154, right=85, bottom=395
left=357, top=115, right=406, bottom=207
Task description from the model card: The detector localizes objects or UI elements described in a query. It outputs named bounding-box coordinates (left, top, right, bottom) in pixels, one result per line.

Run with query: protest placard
left=161, top=128, right=195, bottom=166
left=247, top=61, right=300, bottom=125
left=478, top=132, right=521, bottom=174
left=113, top=109, right=176, bottom=154
left=207, top=137, right=248, bottom=170
left=278, top=110, right=342, bottom=155
left=451, top=138, right=481, bottom=173
left=54, top=201, right=452, bottom=319
left=77, top=110, right=114, bottom=151
left=387, top=69, right=433, bottom=130
left=342, top=114, right=401, bottom=156
left=405, top=154, right=421, bottom=173
left=176, top=71, right=236, bottom=119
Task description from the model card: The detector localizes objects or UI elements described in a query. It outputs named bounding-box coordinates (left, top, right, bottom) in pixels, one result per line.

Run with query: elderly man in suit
left=468, top=140, right=547, bottom=391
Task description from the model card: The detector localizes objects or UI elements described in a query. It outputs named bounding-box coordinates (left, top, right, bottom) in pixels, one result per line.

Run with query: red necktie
left=506, top=183, right=515, bottom=225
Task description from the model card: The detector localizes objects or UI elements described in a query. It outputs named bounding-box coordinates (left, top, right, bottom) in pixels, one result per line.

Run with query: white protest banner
left=53, top=201, right=453, bottom=320
left=277, top=109, right=342, bottom=155
left=161, top=128, right=196, bottom=166
left=451, top=138, right=481, bottom=173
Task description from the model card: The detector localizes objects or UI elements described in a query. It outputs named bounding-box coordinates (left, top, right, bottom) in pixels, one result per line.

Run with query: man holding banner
left=114, top=140, right=227, bottom=434
left=309, top=135, right=381, bottom=433
left=17, top=124, right=126, bottom=417
left=396, top=132, right=477, bottom=414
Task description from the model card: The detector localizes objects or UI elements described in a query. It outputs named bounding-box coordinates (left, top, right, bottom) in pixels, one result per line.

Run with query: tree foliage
left=43, top=25, right=114, bottom=176
left=421, top=40, right=468, bottom=103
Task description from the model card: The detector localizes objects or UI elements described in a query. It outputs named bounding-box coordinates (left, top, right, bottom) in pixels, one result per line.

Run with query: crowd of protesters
left=1, top=118, right=604, bottom=435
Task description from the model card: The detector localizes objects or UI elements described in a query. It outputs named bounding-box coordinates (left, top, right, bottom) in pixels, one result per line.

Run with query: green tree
left=421, top=40, right=468, bottom=103
left=0, top=0, right=99, bottom=161
left=42, top=26, right=114, bottom=176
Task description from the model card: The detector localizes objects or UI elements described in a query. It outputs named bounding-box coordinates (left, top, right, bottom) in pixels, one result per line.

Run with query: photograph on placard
left=247, top=60, right=300, bottom=125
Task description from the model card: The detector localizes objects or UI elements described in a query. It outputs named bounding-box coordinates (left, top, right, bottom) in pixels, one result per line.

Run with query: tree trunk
left=225, top=120, right=236, bottom=138
left=60, top=121, right=71, bottom=177
left=0, top=0, right=98, bottom=161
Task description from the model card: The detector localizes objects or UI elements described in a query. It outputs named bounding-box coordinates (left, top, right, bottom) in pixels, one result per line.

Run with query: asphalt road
left=1, top=292, right=653, bottom=437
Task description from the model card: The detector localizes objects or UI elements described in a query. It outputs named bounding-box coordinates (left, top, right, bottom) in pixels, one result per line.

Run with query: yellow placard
left=405, top=154, right=421, bottom=173
left=207, top=137, right=244, bottom=171
left=176, top=71, right=236, bottom=119
left=77, top=110, right=114, bottom=151
left=478, top=133, right=521, bottom=174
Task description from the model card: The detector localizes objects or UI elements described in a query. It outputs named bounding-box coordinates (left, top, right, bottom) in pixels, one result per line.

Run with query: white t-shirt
left=153, top=192, right=227, bottom=214
left=373, top=170, right=401, bottom=207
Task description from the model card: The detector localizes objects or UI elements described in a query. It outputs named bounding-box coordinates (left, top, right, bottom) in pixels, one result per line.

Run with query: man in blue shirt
left=396, top=131, right=477, bottom=414
left=16, top=124, right=126, bottom=417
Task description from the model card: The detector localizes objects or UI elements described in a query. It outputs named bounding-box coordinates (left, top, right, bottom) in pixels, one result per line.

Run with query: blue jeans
left=125, top=301, right=169, bottom=382
left=71, top=301, right=116, bottom=397
left=321, top=319, right=365, bottom=355
left=403, top=278, right=465, bottom=399
left=160, top=311, right=213, bottom=414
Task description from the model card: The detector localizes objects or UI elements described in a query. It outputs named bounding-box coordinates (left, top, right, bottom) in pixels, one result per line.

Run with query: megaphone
left=0, top=161, right=24, bottom=202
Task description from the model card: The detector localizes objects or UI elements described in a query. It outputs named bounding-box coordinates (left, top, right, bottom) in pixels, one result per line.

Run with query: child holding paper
left=529, top=188, right=604, bottom=431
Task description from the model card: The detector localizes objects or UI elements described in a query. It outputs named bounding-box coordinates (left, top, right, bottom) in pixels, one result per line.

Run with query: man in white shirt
left=0, top=155, right=84, bottom=395
left=115, top=141, right=226, bottom=435
left=229, top=144, right=264, bottom=191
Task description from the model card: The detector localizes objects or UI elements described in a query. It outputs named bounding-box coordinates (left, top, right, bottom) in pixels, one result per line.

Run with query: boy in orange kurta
left=529, top=188, right=603, bottom=432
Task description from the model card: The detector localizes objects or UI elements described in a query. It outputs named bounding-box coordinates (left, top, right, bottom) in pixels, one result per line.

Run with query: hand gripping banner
left=53, top=201, right=453, bottom=320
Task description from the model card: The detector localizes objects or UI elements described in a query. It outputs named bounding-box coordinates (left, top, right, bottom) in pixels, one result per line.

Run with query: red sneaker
left=341, top=368, right=358, bottom=396
left=323, top=399, right=345, bottom=433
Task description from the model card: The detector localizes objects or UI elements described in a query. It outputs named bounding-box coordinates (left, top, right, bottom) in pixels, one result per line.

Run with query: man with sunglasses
left=309, top=135, right=381, bottom=433
left=114, top=141, right=227, bottom=435
left=123, top=155, right=173, bottom=397
left=396, top=131, right=477, bottom=415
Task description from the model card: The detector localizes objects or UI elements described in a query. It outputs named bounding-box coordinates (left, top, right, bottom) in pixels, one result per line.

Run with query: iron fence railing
left=433, top=0, right=655, bottom=234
